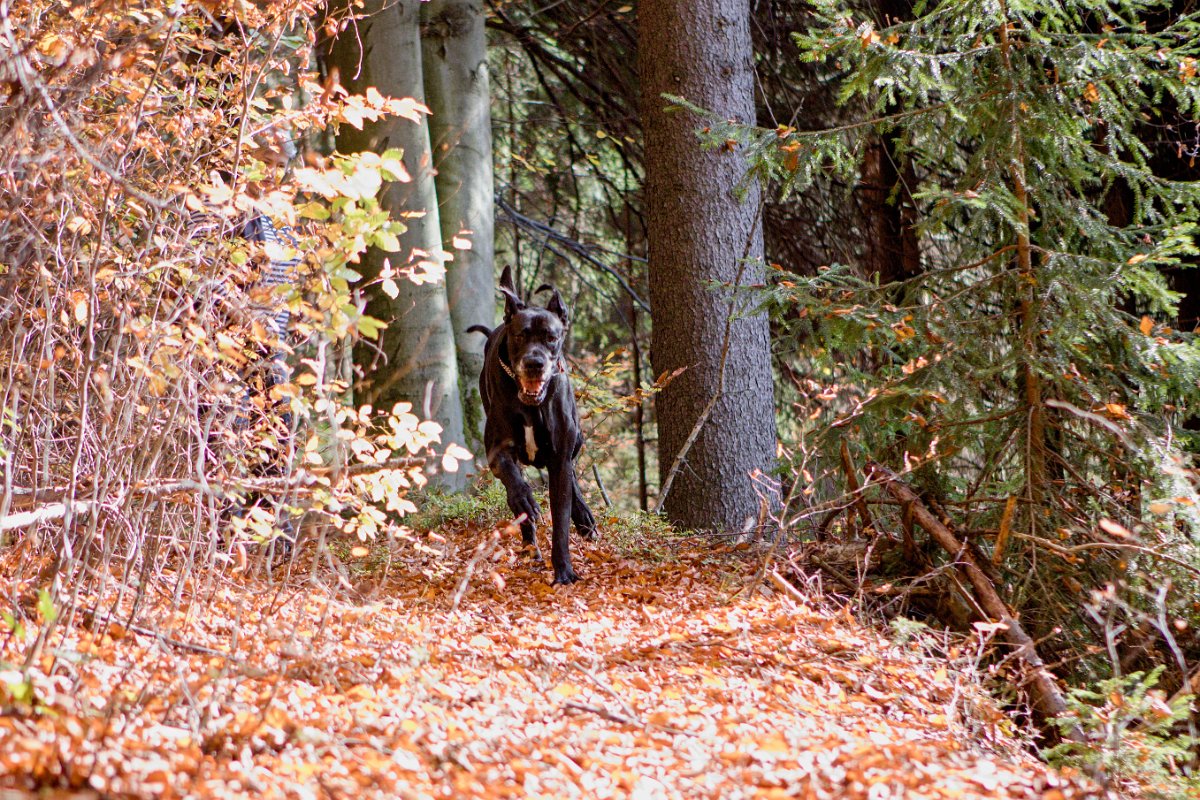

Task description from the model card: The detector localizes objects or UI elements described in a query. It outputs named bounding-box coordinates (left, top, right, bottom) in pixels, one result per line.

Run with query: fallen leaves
left=0, top=524, right=1102, bottom=799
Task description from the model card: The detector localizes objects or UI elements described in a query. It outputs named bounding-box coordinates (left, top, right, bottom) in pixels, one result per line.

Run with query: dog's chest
left=511, top=409, right=550, bottom=467
left=523, top=423, right=537, bottom=461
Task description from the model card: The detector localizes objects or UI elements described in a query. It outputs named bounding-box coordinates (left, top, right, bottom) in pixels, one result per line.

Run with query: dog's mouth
left=518, top=375, right=550, bottom=404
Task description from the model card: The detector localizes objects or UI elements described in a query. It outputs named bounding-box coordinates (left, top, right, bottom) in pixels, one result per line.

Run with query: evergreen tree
left=640, top=0, right=779, bottom=533
left=721, top=0, right=1200, bottom=676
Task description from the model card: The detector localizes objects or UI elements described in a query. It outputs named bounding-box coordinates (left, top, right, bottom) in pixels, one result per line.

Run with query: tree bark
left=421, top=0, right=495, bottom=456
left=639, top=0, right=777, bottom=532
left=326, top=0, right=467, bottom=491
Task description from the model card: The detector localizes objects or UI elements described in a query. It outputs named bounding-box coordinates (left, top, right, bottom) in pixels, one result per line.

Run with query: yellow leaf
left=72, top=292, right=88, bottom=324
left=387, top=96, right=430, bottom=124
left=1098, top=518, right=1132, bottom=539
left=1139, top=315, right=1154, bottom=335
left=1128, top=253, right=1148, bottom=265
left=1083, top=82, right=1100, bottom=103
left=758, top=733, right=790, bottom=754
left=379, top=151, right=410, bottom=182
left=1103, top=402, right=1131, bottom=420
left=345, top=684, right=375, bottom=701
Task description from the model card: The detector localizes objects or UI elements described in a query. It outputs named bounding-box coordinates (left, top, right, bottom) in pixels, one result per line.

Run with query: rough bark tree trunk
left=326, top=0, right=467, bottom=491
left=639, top=0, right=778, bottom=532
left=421, top=0, right=495, bottom=456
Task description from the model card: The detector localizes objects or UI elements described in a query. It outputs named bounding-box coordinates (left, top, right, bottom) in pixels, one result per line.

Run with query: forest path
left=0, top=521, right=1097, bottom=799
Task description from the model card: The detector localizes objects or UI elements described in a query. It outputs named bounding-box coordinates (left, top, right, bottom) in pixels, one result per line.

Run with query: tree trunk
left=421, top=0, right=495, bottom=456
left=998, top=1, right=1046, bottom=512
left=860, top=134, right=921, bottom=286
left=326, top=0, right=467, bottom=491
left=639, top=0, right=777, bottom=532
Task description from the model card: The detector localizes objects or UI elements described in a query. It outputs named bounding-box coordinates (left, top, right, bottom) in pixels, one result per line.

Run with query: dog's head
left=498, top=265, right=568, bottom=406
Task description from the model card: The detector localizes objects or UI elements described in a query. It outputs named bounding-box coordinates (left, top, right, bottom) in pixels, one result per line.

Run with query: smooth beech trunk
left=421, top=0, right=495, bottom=454
left=327, top=0, right=467, bottom=491
left=639, top=0, right=778, bottom=531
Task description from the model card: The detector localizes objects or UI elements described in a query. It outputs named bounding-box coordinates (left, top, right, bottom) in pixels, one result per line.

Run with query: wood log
left=840, top=439, right=876, bottom=535
left=867, top=461, right=1078, bottom=733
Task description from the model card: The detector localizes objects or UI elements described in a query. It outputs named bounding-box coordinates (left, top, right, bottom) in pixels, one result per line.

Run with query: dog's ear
left=535, top=284, right=569, bottom=327
left=497, top=265, right=523, bottom=320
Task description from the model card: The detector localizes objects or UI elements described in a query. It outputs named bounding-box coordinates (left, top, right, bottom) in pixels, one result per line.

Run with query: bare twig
left=495, top=195, right=649, bottom=312
left=2, top=458, right=428, bottom=528
left=449, top=530, right=501, bottom=612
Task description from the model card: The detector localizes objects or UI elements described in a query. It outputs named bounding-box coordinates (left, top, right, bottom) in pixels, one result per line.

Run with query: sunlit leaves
left=0, top=0, right=473, bottom=625
left=336, top=87, right=430, bottom=130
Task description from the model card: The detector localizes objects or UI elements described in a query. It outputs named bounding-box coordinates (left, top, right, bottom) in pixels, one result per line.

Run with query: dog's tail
left=466, top=324, right=493, bottom=337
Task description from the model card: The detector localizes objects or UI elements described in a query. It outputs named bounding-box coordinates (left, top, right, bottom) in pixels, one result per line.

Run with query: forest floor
left=0, top=510, right=1105, bottom=800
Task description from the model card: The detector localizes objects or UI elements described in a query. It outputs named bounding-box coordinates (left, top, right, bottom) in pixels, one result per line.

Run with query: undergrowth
left=409, top=478, right=511, bottom=530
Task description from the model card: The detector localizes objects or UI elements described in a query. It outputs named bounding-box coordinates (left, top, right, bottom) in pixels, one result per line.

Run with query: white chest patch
left=524, top=424, right=538, bottom=461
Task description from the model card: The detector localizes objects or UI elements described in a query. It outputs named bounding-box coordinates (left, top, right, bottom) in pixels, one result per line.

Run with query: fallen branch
left=839, top=440, right=876, bottom=535
left=867, top=462, right=1079, bottom=734
left=769, top=570, right=808, bottom=605
left=1, top=457, right=427, bottom=531
left=0, top=501, right=92, bottom=532
left=562, top=701, right=638, bottom=727
left=807, top=555, right=858, bottom=593
left=562, top=701, right=694, bottom=738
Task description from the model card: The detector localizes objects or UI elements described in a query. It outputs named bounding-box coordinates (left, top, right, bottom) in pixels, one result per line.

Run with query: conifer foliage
left=725, top=0, right=1200, bottom=683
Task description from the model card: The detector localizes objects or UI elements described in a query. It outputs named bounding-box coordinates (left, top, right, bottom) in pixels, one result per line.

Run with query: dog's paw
left=551, top=565, right=581, bottom=586
left=508, top=486, right=541, bottom=526
left=576, top=514, right=599, bottom=542
left=549, top=568, right=578, bottom=587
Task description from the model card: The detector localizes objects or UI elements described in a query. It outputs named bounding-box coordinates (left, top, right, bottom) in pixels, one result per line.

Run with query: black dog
left=468, top=267, right=597, bottom=584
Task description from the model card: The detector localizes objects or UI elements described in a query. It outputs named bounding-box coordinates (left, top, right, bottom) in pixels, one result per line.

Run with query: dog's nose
left=523, top=356, right=545, bottom=373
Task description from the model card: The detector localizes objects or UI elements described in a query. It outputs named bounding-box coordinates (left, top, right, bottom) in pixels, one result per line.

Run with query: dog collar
left=499, top=356, right=567, bottom=382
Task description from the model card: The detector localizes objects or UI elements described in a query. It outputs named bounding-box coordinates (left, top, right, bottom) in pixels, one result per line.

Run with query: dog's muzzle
left=517, top=374, right=551, bottom=405
left=500, top=357, right=555, bottom=405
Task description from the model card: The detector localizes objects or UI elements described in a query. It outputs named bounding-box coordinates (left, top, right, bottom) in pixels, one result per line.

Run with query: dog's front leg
left=571, top=473, right=598, bottom=541
left=491, top=452, right=542, bottom=559
left=548, top=455, right=579, bottom=584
